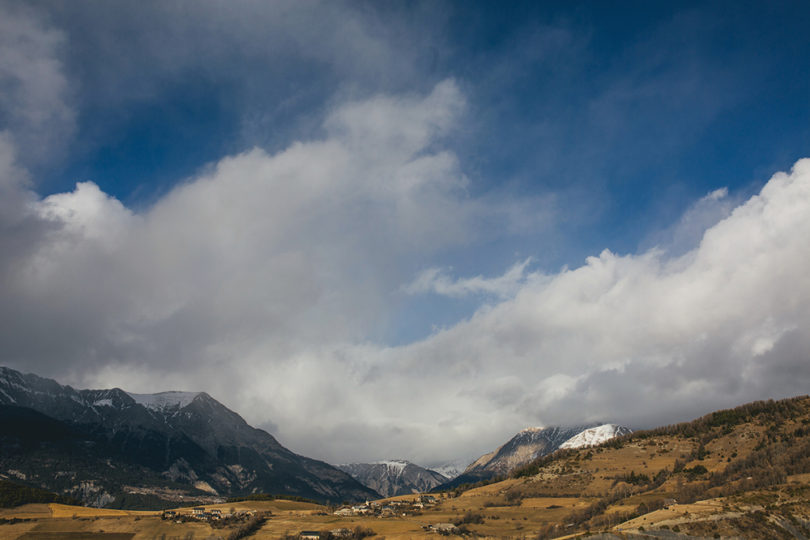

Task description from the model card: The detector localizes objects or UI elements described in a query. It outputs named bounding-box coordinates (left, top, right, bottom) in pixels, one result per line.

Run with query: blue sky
left=2, top=1, right=810, bottom=464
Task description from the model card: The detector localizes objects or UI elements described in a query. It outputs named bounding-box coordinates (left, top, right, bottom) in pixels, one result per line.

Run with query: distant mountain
left=0, top=366, right=378, bottom=508
left=466, top=426, right=593, bottom=476
left=337, top=460, right=448, bottom=497
left=558, top=423, right=632, bottom=449
left=427, top=459, right=468, bottom=481
left=433, top=424, right=629, bottom=491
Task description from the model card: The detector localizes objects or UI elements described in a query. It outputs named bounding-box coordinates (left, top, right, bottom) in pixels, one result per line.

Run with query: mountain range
left=339, top=424, right=633, bottom=497
left=0, top=366, right=378, bottom=507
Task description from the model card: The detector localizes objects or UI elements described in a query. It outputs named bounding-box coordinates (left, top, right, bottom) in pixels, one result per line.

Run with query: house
left=192, top=507, right=206, bottom=517
left=330, top=528, right=352, bottom=538
left=420, top=495, right=437, bottom=504
left=162, top=510, right=176, bottom=519
left=351, top=504, right=370, bottom=515
left=299, top=531, right=320, bottom=540
left=333, top=507, right=353, bottom=516
left=431, top=523, right=458, bottom=534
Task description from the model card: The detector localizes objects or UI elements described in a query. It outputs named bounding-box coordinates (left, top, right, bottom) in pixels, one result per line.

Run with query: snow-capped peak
left=126, top=391, right=200, bottom=411
left=559, top=424, right=631, bottom=449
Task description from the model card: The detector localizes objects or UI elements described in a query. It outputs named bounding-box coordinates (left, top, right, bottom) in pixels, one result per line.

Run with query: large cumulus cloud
left=254, top=158, right=810, bottom=465
left=2, top=2, right=810, bottom=468
left=387, top=160, right=810, bottom=464
left=4, top=92, right=810, bottom=465
left=1, top=80, right=536, bottom=463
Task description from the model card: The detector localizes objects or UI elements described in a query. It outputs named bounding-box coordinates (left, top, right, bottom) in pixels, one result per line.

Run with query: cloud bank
left=2, top=2, right=810, bottom=467
left=2, top=74, right=810, bottom=463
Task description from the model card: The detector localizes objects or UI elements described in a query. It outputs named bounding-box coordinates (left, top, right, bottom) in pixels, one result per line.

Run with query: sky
left=1, top=0, right=810, bottom=467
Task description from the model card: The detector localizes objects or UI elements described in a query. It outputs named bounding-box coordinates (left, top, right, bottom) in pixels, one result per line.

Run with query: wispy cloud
left=404, top=258, right=534, bottom=299
left=0, top=4, right=74, bottom=166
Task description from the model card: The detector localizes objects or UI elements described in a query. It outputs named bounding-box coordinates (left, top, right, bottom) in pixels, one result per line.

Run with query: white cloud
left=229, top=158, right=810, bottom=464
left=405, top=258, right=534, bottom=299
left=1, top=45, right=810, bottom=467
left=0, top=81, right=531, bottom=461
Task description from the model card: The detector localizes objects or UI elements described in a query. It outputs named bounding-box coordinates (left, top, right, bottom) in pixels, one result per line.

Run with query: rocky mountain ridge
left=0, top=366, right=378, bottom=507
left=337, top=460, right=448, bottom=497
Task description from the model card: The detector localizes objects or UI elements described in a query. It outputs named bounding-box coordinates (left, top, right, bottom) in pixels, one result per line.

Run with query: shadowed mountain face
left=0, top=367, right=379, bottom=508
left=337, top=460, right=448, bottom=497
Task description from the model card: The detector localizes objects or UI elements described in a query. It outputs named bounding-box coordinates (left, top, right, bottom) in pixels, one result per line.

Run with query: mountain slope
left=0, top=366, right=378, bottom=507
left=476, top=395, right=810, bottom=538
left=467, top=425, right=593, bottom=476
left=337, top=460, right=448, bottom=497
left=433, top=424, right=629, bottom=491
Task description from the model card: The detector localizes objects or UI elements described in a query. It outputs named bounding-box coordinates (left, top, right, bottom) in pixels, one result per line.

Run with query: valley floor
left=2, top=475, right=810, bottom=540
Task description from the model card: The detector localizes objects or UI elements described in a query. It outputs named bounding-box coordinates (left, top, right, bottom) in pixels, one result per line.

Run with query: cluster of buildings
left=161, top=507, right=258, bottom=522
left=298, top=529, right=354, bottom=539
left=332, top=495, right=439, bottom=518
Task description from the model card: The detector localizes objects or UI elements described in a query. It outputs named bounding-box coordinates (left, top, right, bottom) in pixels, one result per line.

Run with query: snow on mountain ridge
left=519, top=426, right=545, bottom=433
left=373, top=460, right=408, bottom=476
left=429, top=459, right=469, bottom=480
left=559, top=424, right=632, bottom=449
left=126, top=391, right=200, bottom=411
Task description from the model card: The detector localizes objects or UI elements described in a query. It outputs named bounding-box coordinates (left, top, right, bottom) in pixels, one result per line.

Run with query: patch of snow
left=93, top=399, right=114, bottom=407
left=559, top=424, right=630, bottom=449
left=127, top=391, right=200, bottom=411
left=373, top=460, right=408, bottom=476
left=2, top=380, right=30, bottom=393
left=194, top=480, right=219, bottom=495
left=0, top=388, right=15, bottom=403
left=519, top=426, right=545, bottom=433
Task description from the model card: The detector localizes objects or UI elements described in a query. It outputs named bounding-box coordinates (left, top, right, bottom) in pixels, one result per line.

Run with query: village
left=331, top=494, right=438, bottom=518
left=157, top=494, right=466, bottom=538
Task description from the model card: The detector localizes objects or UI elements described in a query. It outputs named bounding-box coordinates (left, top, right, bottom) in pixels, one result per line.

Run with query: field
left=2, top=397, right=810, bottom=539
